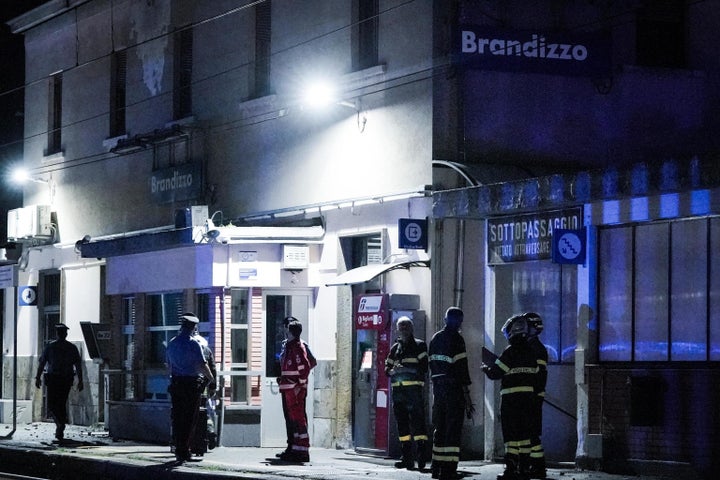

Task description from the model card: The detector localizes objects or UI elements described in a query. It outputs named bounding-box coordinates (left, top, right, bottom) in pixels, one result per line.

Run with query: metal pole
left=217, top=284, right=227, bottom=446
left=12, top=285, right=17, bottom=435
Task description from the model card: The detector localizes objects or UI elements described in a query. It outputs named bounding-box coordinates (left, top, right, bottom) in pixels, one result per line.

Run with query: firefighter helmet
left=523, top=312, right=543, bottom=337
left=502, top=314, right=529, bottom=344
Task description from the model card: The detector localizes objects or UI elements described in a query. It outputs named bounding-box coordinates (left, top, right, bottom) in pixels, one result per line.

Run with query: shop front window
left=598, top=217, right=720, bottom=361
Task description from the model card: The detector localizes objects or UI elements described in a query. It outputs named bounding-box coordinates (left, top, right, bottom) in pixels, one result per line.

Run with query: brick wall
left=587, top=366, right=719, bottom=478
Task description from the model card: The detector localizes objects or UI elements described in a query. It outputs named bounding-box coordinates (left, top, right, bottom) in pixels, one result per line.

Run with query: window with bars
left=354, top=0, right=379, bottom=71
left=47, top=73, right=62, bottom=155
left=110, top=50, right=127, bottom=138
left=122, top=296, right=136, bottom=399
left=173, top=28, right=193, bottom=120
left=38, top=270, right=61, bottom=352
left=598, top=217, right=720, bottom=361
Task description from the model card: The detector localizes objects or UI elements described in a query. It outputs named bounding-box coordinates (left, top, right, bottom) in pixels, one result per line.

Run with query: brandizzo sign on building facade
left=458, top=26, right=611, bottom=77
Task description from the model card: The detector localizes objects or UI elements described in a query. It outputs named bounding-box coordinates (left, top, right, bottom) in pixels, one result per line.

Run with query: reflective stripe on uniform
left=530, top=444, right=545, bottom=458
left=391, top=380, right=425, bottom=387
left=430, top=351, right=466, bottom=363
left=500, top=386, right=535, bottom=395
left=505, top=439, right=532, bottom=455
left=432, top=445, right=460, bottom=462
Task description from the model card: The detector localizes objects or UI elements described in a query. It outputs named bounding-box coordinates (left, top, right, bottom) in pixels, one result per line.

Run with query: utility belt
left=169, top=375, right=207, bottom=393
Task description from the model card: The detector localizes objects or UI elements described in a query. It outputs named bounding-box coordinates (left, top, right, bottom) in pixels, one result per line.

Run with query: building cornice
left=7, top=0, right=92, bottom=34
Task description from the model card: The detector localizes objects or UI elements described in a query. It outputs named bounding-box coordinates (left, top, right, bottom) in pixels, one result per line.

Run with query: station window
left=598, top=217, right=720, bottom=361
left=495, top=261, right=577, bottom=363
left=147, top=292, right=184, bottom=366
left=229, top=288, right=250, bottom=403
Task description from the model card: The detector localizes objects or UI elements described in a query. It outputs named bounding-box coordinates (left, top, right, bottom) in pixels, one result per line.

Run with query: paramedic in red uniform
left=277, top=319, right=313, bottom=462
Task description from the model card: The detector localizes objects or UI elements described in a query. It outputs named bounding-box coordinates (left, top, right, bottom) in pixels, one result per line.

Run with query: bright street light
left=11, top=167, right=49, bottom=185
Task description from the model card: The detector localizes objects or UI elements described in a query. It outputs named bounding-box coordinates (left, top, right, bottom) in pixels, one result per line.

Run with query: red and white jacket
left=278, top=338, right=312, bottom=391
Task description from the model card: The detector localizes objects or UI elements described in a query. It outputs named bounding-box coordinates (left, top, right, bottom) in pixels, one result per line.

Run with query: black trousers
left=431, top=382, right=465, bottom=473
left=392, top=384, right=428, bottom=442
left=169, top=377, right=204, bottom=456
left=44, top=374, right=73, bottom=435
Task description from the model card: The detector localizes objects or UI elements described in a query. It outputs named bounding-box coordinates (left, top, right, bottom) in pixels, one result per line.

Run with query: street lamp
left=303, top=81, right=367, bottom=133
left=11, top=167, right=50, bottom=185
left=10, top=167, right=56, bottom=205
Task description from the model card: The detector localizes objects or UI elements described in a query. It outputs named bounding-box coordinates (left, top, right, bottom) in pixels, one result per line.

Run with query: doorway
left=260, top=290, right=314, bottom=447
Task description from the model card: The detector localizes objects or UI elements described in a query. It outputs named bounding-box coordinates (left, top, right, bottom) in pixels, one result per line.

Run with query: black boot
left=431, top=460, right=442, bottom=479
left=394, top=441, right=414, bottom=469
left=497, top=456, right=519, bottom=480
left=528, top=458, right=547, bottom=479
left=416, top=440, right=428, bottom=470
left=440, top=462, right=459, bottom=480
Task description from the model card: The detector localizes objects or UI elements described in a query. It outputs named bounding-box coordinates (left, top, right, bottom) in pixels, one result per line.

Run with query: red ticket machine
left=353, top=293, right=423, bottom=456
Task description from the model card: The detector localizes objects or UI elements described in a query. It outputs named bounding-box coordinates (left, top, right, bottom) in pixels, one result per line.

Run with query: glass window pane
left=231, top=288, right=249, bottom=325
left=231, top=370, right=248, bottom=403
left=671, top=219, right=707, bottom=360
left=599, top=227, right=633, bottom=361
left=231, top=329, right=248, bottom=364
left=150, top=330, right=175, bottom=365
left=634, top=223, right=669, bottom=361
left=510, top=262, right=562, bottom=363
left=150, top=292, right=183, bottom=326
left=711, top=218, right=720, bottom=361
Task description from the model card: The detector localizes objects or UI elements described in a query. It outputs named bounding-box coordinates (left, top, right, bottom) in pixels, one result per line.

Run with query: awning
left=325, top=259, right=430, bottom=286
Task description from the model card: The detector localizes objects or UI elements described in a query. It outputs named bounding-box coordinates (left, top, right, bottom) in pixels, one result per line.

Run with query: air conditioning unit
left=175, top=205, right=208, bottom=228
left=7, top=205, right=52, bottom=241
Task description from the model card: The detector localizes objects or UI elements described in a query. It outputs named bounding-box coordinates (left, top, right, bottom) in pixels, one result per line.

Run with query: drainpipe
left=454, top=219, right=466, bottom=308
left=11, top=285, right=18, bottom=436
left=217, top=241, right=230, bottom=446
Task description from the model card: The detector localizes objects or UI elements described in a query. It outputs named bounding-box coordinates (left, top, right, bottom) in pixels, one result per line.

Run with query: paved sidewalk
left=0, top=423, right=697, bottom=480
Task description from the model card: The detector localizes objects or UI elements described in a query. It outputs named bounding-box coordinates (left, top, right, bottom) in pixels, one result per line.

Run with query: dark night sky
left=1, top=1, right=48, bottom=236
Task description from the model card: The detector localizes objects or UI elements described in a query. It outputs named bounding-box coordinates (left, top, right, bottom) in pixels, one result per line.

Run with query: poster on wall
left=487, top=207, right=583, bottom=264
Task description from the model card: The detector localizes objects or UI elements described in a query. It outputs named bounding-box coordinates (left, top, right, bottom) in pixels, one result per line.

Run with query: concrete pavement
left=0, top=423, right=695, bottom=480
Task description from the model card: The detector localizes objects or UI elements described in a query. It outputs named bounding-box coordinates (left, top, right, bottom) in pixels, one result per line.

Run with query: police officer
left=428, top=307, right=474, bottom=480
left=483, top=314, right=539, bottom=480
left=385, top=316, right=429, bottom=470
left=166, top=313, right=214, bottom=462
left=35, top=323, right=84, bottom=443
left=523, top=312, right=548, bottom=479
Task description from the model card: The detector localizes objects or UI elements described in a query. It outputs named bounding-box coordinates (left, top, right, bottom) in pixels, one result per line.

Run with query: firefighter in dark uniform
left=523, top=312, right=548, bottom=479
left=385, top=315, right=429, bottom=470
left=483, top=314, right=540, bottom=480
left=428, top=307, right=474, bottom=480
left=35, top=323, right=83, bottom=443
